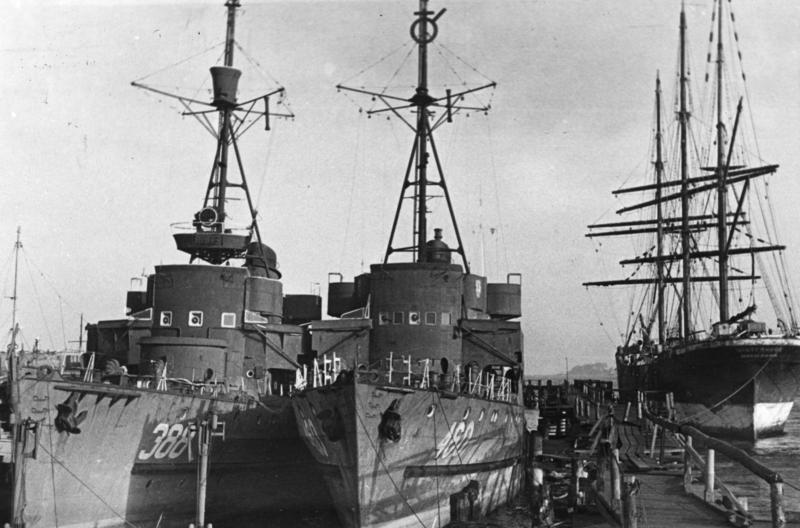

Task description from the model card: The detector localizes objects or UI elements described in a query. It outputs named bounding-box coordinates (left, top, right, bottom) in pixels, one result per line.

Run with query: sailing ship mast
left=337, top=0, right=495, bottom=270
left=679, top=5, right=692, bottom=341
left=584, top=0, right=799, bottom=356
left=714, top=0, right=729, bottom=323
left=654, top=76, right=665, bottom=344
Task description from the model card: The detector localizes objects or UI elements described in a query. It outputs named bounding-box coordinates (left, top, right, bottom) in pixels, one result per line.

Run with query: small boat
left=585, top=1, right=800, bottom=441
left=291, top=1, right=526, bottom=527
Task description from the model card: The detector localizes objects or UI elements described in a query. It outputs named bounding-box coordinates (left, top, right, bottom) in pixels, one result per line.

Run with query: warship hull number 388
left=1, top=2, right=330, bottom=526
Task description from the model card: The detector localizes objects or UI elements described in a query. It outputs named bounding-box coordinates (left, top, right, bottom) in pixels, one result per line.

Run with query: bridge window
left=393, top=311, right=404, bottom=325
left=425, top=312, right=436, bottom=325
left=221, top=312, right=236, bottom=328
left=441, top=312, right=451, bottom=326
left=378, top=312, right=391, bottom=325
left=409, top=311, right=420, bottom=325
left=159, top=311, right=173, bottom=327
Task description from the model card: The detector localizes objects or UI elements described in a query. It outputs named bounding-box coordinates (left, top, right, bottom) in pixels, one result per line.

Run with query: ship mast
left=131, top=0, right=291, bottom=267
left=715, top=0, right=729, bottom=323
left=336, top=0, right=495, bottom=271
left=679, top=5, right=692, bottom=342
left=209, top=0, right=239, bottom=235
left=654, top=76, right=665, bottom=344
left=9, top=226, right=21, bottom=355
left=8, top=227, right=23, bottom=528
left=413, top=0, right=432, bottom=260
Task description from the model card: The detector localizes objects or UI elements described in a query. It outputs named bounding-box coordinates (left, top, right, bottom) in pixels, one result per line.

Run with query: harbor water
left=713, top=397, right=800, bottom=521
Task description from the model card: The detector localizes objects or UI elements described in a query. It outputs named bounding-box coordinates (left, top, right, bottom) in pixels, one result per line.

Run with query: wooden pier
left=522, top=381, right=796, bottom=528
left=586, top=405, right=738, bottom=528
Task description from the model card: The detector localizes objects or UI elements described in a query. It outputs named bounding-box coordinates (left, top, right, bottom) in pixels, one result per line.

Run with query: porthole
left=159, top=311, right=173, bottom=327
left=478, top=409, right=485, bottom=422
left=188, top=310, right=204, bottom=327
left=490, top=410, right=499, bottom=423
left=463, top=407, right=471, bottom=420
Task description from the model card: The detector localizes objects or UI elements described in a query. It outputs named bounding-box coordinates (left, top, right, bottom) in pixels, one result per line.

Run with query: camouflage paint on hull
left=2, top=375, right=329, bottom=528
left=294, top=379, right=524, bottom=528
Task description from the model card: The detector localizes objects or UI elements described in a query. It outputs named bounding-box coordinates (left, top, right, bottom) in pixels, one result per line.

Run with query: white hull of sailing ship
left=4, top=374, right=326, bottom=528
left=294, top=379, right=524, bottom=528
left=618, top=337, right=800, bottom=440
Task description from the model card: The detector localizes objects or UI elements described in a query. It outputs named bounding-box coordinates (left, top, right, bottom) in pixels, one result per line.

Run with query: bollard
left=596, top=440, right=610, bottom=495
left=636, top=391, right=643, bottom=420
left=649, top=424, right=659, bottom=459
left=770, top=481, right=785, bottom=528
left=533, top=431, right=544, bottom=458
left=683, top=435, right=693, bottom=490
left=569, top=457, right=579, bottom=509
left=666, top=392, right=674, bottom=421
left=530, top=431, right=545, bottom=526
left=611, top=448, right=621, bottom=508
left=621, top=475, right=638, bottom=528
left=704, top=448, right=715, bottom=503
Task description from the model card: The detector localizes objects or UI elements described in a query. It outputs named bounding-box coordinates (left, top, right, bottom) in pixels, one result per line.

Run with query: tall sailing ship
left=1, top=2, right=330, bottom=526
left=585, top=2, right=800, bottom=441
left=292, top=2, right=525, bottom=527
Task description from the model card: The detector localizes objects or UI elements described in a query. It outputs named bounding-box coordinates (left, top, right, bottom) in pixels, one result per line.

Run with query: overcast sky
left=3, top=0, right=800, bottom=374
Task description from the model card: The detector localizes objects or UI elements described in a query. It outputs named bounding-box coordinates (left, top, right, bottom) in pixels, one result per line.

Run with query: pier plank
left=581, top=407, right=733, bottom=528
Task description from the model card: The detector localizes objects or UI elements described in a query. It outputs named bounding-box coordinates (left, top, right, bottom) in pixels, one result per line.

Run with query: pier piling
left=621, top=475, right=638, bottom=528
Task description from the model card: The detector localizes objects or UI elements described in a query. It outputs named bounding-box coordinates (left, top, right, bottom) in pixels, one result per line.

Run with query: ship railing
left=294, top=352, right=515, bottom=403
left=170, top=221, right=252, bottom=236
left=294, top=352, right=344, bottom=389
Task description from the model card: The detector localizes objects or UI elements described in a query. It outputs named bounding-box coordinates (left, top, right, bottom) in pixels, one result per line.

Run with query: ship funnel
left=210, top=66, right=241, bottom=107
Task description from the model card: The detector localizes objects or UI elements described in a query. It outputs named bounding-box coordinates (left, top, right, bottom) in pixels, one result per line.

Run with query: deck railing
left=295, top=352, right=515, bottom=403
